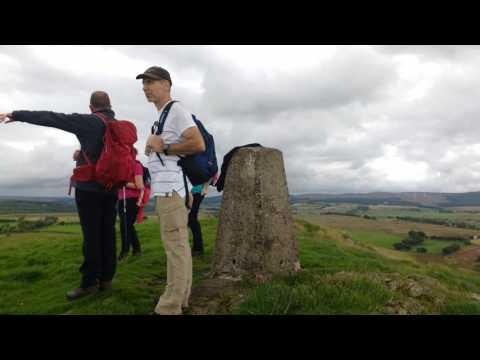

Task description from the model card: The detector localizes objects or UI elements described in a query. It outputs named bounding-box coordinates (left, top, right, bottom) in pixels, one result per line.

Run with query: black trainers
left=99, top=281, right=112, bottom=292
left=66, top=286, right=98, bottom=301
left=118, top=253, right=128, bottom=262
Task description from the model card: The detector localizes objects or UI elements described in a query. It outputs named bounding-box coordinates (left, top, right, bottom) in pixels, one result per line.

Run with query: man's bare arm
left=145, top=126, right=205, bottom=156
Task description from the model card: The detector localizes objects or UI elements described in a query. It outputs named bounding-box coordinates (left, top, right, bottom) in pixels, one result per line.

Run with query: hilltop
left=1, top=214, right=480, bottom=314
left=290, top=191, right=480, bottom=208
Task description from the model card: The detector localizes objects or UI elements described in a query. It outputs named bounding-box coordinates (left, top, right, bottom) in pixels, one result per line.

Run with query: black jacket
left=215, top=143, right=263, bottom=192
left=11, top=109, right=117, bottom=194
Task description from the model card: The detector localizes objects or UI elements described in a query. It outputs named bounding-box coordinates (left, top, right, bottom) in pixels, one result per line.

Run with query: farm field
left=2, top=206, right=480, bottom=314
left=297, top=205, right=480, bottom=268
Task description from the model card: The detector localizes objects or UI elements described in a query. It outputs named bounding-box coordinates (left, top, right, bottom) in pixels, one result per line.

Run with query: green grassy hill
left=1, top=215, right=480, bottom=314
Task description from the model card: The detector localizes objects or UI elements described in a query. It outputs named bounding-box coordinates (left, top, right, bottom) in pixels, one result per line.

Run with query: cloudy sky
left=1, top=45, right=480, bottom=197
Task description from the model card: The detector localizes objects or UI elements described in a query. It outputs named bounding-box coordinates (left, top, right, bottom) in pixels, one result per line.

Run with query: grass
left=297, top=203, right=480, bottom=230
left=347, top=230, right=403, bottom=248
left=0, top=215, right=212, bottom=314
left=2, top=214, right=480, bottom=314
left=232, top=220, right=480, bottom=315
left=366, top=207, right=480, bottom=225
left=346, top=229, right=469, bottom=255
left=419, top=239, right=467, bottom=254
left=234, top=271, right=392, bottom=315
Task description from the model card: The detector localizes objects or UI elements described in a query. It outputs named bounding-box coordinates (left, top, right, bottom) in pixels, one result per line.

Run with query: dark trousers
left=75, top=188, right=118, bottom=288
left=188, top=193, right=205, bottom=252
left=118, top=197, right=141, bottom=255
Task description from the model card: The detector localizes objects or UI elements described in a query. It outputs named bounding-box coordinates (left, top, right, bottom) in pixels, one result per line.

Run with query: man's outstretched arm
left=0, top=110, right=91, bottom=136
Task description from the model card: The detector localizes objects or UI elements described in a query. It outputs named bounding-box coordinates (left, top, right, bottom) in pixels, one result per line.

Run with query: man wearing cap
left=0, top=92, right=120, bottom=301
left=136, top=66, right=205, bottom=315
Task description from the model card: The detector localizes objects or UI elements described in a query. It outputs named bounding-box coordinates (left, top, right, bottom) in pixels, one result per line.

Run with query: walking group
left=0, top=66, right=216, bottom=315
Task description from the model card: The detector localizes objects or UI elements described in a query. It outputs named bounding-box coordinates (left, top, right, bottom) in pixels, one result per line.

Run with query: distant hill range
left=0, top=195, right=223, bottom=214
left=3, top=191, right=480, bottom=213
left=289, top=192, right=480, bottom=208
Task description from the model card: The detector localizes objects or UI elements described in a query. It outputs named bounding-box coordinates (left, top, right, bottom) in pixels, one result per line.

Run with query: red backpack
left=71, top=113, right=137, bottom=191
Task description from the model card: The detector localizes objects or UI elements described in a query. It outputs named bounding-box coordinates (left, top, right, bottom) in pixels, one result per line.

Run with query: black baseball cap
left=136, top=66, right=172, bottom=85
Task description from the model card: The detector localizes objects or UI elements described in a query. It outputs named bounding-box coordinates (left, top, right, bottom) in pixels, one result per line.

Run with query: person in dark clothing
left=118, top=196, right=141, bottom=260
left=117, top=148, right=145, bottom=261
left=0, top=91, right=120, bottom=301
left=188, top=183, right=208, bottom=256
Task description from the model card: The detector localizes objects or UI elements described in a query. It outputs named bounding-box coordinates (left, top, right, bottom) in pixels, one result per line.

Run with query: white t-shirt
left=148, top=101, right=196, bottom=198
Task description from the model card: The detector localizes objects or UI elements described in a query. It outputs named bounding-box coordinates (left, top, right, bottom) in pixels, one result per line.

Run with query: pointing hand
left=0, top=113, right=14, bottom=124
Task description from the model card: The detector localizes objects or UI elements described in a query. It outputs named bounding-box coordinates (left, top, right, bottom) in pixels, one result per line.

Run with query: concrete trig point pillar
left=211, top=147, right=300, bottom=280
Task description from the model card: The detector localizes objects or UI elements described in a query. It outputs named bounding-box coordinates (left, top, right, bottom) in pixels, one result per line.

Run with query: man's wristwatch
left=163, top=143, right=171, bottom=156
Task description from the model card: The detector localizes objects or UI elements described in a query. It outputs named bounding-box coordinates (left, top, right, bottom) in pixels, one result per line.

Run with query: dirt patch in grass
left=450, top=245, right=480, bottom=269
left=330, top=271, right=449, bottom=314
left=185, top=278, right=247, bottom=315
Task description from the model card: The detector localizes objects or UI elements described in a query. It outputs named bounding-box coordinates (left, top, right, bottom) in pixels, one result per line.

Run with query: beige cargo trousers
left=154, top=191, right=192, bottom=315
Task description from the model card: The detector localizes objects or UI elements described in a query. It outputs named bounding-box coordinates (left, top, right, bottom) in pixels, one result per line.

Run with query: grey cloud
left=201, top=46, right=397, bottom=118
left=0, top=46, right=86, bottom=98
left=0, top=138, right=75, bottom=196
left=4, top=45, right=480, bottom=196
left=112, top=45, right=213, bottom=70
left=377, top=45, right=480, bottom=60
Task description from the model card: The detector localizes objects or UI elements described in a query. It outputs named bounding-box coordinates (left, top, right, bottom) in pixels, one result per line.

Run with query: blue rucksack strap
left=150, top=100, right=177, bottom=166
left=152, top=100, right=177, bottom=136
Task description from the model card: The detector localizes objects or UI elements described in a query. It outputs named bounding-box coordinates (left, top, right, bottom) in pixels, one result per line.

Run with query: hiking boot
left=132, top=250, right=142, bottom=257
left=99, top=281, right=112, bottom=292
left=118, top=253, right=128, bottom=262
left=66, top=286, right=98, bottom=301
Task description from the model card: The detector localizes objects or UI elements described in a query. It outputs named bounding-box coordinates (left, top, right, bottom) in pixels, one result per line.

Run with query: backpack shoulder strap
left=151, top=100, right=178, bottom=167
left=81, top=150, right=93, bottom=165
left=155, top=100, right=178, bottom=135
left=93, top=113, right=112, bottom=138
left=192, top=115, right=205, bottom=133
left=93, top=112, right=109, bottom=124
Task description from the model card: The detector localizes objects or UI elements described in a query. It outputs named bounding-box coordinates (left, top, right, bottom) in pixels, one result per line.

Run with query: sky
left=1, top=45, right=480, bottom=197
